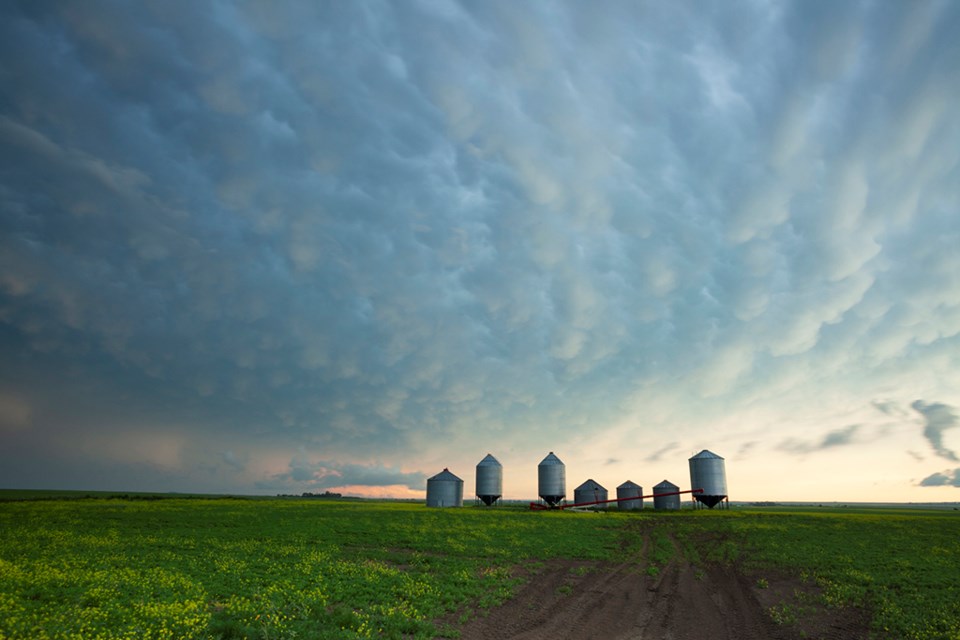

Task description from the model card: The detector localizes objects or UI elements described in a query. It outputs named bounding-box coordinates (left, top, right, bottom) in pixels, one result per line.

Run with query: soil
left=445, top=532, right=870, bottom=640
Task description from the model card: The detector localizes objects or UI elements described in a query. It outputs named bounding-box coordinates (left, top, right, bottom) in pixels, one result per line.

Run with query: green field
left=0, top=496, right=958, bottom=639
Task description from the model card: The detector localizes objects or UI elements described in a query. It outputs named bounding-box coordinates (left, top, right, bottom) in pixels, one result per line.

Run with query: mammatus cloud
left=911, top=401, right=959, bottom=462
left=918, top=469, right=960, bottom=488
left=777, top=425, right=862, bottom=455
left=1, top=2, right=959, bottom=497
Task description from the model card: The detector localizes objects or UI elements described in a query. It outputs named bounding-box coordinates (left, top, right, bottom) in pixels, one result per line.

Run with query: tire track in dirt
left=450, top=524, right=861, bottom=640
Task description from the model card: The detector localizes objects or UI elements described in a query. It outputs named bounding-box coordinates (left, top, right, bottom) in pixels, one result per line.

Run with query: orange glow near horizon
left=331, top=484, right=425, bottom=500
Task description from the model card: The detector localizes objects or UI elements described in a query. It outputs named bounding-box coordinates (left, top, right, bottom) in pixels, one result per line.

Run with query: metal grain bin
left=475, top=453, right=503, bottom=506
left=426, top=468, right=463, bottom=507
left=689, top=449, right=728, bottom=508
left=617, top=480, right=643, bottom=510
left=573, top=479, right=608, bottom=508
left=538, top=452, right=566, bottom=507
left=653, top=479, right=680, bottom=510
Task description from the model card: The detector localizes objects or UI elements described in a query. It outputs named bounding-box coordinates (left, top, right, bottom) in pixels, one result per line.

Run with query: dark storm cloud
left=1, top=1, right=960, bottom=493
left=911, top=401, right=960, bottom=462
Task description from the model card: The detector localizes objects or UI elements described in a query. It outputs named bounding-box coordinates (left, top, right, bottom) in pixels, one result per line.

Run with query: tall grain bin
left=538, top=452, right=566, bottom=507
left=689, top=449, right=728, bottom=509
left=573, top=479, right=608, bottom=508
left=475, top=453, right=503, bottom=506
left=653, top=479, right=680, bottom=510
left=426, top=468, right=463, bottom=507
left=617, top=480, right=643, bottom=510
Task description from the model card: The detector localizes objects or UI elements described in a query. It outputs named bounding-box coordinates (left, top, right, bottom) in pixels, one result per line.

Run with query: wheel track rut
left=450, top=525, right=862, bottom=640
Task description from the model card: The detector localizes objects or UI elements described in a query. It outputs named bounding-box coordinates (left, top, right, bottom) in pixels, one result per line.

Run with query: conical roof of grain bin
left=688, top=449, right=728, bottom=508
left=538, top=452, right=566, bottom=507
left=617, top=480, right=644, bottom=510
left=573, top=479, right=608, bottom=508
left=652, top=479, right=680, bottom=510
left=426, top=468, right=463, bottom=508
left=475, top=453, right=503, bottom=506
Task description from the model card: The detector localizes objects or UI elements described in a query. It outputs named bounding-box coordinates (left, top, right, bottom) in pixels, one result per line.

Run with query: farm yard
left=0, top=495, right=958, bottom=639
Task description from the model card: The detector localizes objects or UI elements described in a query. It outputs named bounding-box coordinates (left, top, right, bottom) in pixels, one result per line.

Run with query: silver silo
left=475, top=453, right=503, bottom=506
left=689, top=449, right=728, bottom=509
left=538, top=452, right=566, bottom=507
left=653, top=479, right=680, bottom=510
left=426, top=468, right=463, bottom=507
left=617, top=480, right=643, bottom=510
left=573, top=479, right=608, bottom=508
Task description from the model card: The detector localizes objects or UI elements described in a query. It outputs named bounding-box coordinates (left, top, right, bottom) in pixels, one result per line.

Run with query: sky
left=1, top=1, right=959, bottom=503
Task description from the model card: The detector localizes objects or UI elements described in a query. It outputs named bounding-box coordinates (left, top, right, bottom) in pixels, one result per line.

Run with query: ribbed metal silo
left=426, top=468, right=463, bottom=507
left=538, top=452, right=566, bottom=507
left=689, top=449, right=728, bottom=508
left=573, top=479, right=608, bottom=508
left=653, top=479, right=680, bottom=510
left=617, top=480, right=643, bottom=510
left=475, top=453, right=503, bottom=506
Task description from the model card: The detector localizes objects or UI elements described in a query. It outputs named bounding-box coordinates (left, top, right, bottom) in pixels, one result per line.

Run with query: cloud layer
left=912, top=400, right=959, bottom=462
left=919, top=469, right=960, bottom=488
left=1, top=2, right=959, bottom=498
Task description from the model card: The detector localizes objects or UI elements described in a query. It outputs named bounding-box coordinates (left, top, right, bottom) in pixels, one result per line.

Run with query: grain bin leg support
left=530, top=489, right=703, bottom=510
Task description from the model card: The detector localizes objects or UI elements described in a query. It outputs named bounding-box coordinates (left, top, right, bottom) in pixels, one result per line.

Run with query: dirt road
left=451, top=529, right=868, bottom=640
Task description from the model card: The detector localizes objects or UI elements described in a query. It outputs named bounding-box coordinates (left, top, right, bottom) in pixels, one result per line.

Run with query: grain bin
left=617, top=480, right=643, bottom=510
left=689, top=449, right=728, bottom=509
left=475, top=453, right=503, bottom=506
left=653, top=479, right=680, bottom=510
left=538, top=452, right=566, bottom=507
left=573, top=479, right=608, bottom=508
left=426, top=468, right=463, bottom=507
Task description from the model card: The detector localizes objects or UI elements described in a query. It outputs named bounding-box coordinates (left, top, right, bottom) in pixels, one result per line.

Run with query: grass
left=668, top=507, right=960, bottom=640
left=0, top=489, right=241, bottom=501
left=0, top=498, right=958, bottom=639
left=0, top=498, right=625, bottom=639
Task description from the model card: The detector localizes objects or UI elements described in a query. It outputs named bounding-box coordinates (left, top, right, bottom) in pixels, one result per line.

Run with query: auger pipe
left=529, top=488, right=703, bottom=510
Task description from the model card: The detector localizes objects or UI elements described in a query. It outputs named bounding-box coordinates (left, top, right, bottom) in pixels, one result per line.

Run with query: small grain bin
left=573, top=479, right=608, bottom=507
left=653, top=479, right=680, bottom=510
left=475, top=453, right=503, bottom=506
left=617, top=480, right=643, bottom=510
left=538, top=452, right=566, bottom=507
left=689, top=449, right=728, bottom=509
left=426, top=468, right=463, bottom=507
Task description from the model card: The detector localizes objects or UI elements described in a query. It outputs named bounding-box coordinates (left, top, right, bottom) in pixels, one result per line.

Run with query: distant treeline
left=275, top=491, right=344, bottom=499
left=0, top=491, right=253, bottom=502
